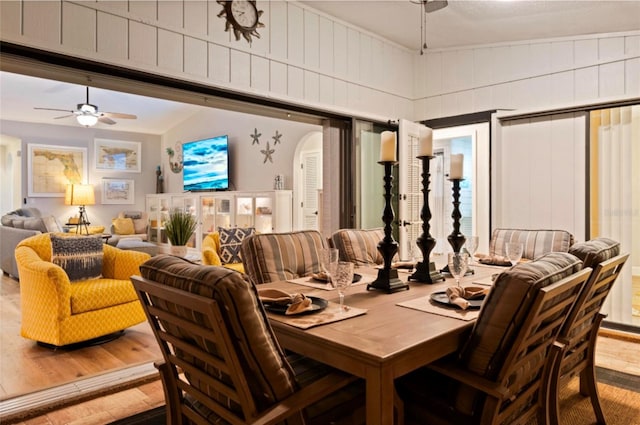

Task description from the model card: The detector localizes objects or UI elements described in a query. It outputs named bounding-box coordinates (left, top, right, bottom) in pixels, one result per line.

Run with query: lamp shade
left=65, top=184, right=95, bottom=206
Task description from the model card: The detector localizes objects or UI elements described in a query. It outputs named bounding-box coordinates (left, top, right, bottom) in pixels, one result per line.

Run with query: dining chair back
left=330, top=228, right=385, bottom=266
left=133, top=254, right=364, bottom=425
left=398, top=252, right=591, bottom=425
left=548, top=237, right=628, bottom=425
left=489, top=228, right=575, bottom=260
left=241, top=230, right=326, bottom=284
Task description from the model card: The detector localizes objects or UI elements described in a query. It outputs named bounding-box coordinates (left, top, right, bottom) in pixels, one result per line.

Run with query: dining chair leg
left=579, top=313, right=607, bottom=424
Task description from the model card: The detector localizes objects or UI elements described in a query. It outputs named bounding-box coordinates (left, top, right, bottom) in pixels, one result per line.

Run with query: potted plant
left=164, top=209, right=197, bottom=256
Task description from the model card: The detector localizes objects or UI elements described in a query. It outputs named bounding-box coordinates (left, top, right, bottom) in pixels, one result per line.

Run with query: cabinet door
left=254, top=195, right=274, bottom=233
left=235, top=196, right=254, bottom=228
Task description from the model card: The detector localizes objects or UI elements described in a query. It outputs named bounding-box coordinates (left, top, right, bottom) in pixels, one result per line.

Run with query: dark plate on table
left=429, top=291, right=485, bottom=310
left=311, top=273, right=362, bottom=283
left=263, top=296, right=328, bottom=316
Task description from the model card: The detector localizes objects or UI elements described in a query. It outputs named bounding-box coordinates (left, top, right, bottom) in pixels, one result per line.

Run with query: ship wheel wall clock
left=217, top=0, right=265, bottom=44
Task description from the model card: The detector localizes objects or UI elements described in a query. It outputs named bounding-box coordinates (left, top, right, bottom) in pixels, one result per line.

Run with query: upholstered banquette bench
left=486, top=228, right=575, bottom=261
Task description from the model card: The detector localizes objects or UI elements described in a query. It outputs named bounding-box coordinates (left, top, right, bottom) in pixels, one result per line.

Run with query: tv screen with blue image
left=182, top=135, right=229, bottom=191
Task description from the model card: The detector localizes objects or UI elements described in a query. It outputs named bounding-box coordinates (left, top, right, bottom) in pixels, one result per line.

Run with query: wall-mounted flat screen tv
left=182, top=135, right=229, bottom=191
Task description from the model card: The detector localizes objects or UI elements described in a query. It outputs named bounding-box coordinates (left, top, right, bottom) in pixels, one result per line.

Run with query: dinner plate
left=263, top=296, right=328, bottom=315
left=429, top=291, right=485, bottom=310
left=311, top=273, right=362, bottom=283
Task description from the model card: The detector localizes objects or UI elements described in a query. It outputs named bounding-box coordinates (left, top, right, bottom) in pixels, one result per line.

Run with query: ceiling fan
left=34, top=86, right=137, bottom=127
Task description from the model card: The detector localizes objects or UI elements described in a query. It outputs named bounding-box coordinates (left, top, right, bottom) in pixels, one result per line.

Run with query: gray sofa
left=1, top=208, right=62, bottom=279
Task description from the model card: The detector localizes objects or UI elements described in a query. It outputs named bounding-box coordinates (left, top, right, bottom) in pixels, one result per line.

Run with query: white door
left=301, top=150, right=321, bottom=230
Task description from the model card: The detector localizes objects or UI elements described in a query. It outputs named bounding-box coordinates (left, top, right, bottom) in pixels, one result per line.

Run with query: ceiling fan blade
left=34, top=107, right=75, bottom=113
left=102, top=112, right=137, bottom=119
left=98, top=116, right=117, bottom=125
left=53, top=114, right=74, bottom=120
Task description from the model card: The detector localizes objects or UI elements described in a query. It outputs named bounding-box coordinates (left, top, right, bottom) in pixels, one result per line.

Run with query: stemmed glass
left=334, top=261, right=354, bottom=312
left=464, top=236, right=479, bottom=265
left=447, top=252, right=469, bottom=288
left=505, top=242, right=523, bottom=266
left=320, top=248, right=339, bottom=287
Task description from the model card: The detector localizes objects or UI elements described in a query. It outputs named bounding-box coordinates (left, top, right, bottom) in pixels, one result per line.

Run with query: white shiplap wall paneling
left=626, top=58, right=640, bottom=94
left=288, top=65, right=304, bottom=99
left=333, top=79, right=347, bottom=109
left=0, top=1, right=20, bottom=38
left=270, top=61, right=287, bottom=95
left=97, top=12, right=128, bottom=61
left=303, top=9, right=319, bottom=69
left=287, top=4, right=304, bottom=64
left=251, top=55, right=270, bottom=92
left=318, top=16, right=334, bottom=74
left=23, top=1, right=60, bottom=47
left=319, top=75, right=333, bottom=106
left=184, top=36, right=208, bottom=78
left=332, top=23, right=348, bottom=78
left=129, top=21, right=158, bottom=67
left=158, top=1, right=183, bottom=29
left=209, top=44, right=230, bottom=83
left=599, top=62, right=626, bottom=98
left=347, top=28, right=360, bottom=82
left=304, top=70, right=320, bottom=103
left=184, top=1, right=207, bottom=36
left=158, top=29, right=183, bottom=73
left=62, top=3, right=96, bottom=53
left=208, top=0, right=232, bottom=44
left=574, top=67, right=599, bottom=101
left=230, top=49, right=250, bottom=87
left=269, top=0, right=287, bottom=60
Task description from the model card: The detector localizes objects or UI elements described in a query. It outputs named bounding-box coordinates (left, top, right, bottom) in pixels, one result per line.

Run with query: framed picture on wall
left=95, top=139, right=141, bottom=172
left=27, top=143, right=88, bottom=197
left=102, top=178, right=135, bottom=204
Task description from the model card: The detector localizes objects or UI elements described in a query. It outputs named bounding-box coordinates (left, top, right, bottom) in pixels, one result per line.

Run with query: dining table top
left=261, top=258, right=504, bottom=425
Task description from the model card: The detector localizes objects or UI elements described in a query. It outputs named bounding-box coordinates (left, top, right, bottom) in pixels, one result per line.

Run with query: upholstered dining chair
left=133, top=254, right=365, bottom=425
left=330, top=228, right=385, bottom=266
left=241, top=230, right=326, bottom=284
left=397, top=252, right=591, bottom=425
left=548, top=238, right=629, bottom=425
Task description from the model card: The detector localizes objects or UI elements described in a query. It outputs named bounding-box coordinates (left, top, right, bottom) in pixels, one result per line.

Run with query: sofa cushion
left=51, top=234, right=104, bottom=281
left=568, top=237, right=620, bottom=268
left=139, top=255, right=298, bottom=411
left=218, top=227, right=254, bottom=264
left=113, top=217, right=135, bottom=235
left=70, top=278, right=139, bottom=314
left=331, top=228, right=384, bottom=265
left=22, top=218, right=47, bottom=233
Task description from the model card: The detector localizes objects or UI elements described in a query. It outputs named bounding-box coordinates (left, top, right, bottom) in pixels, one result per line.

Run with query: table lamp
left=65, top=184, right=95, bottom=235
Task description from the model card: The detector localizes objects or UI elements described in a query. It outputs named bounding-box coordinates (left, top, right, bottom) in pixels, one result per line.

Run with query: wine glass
left=334, top=261, right=354, bottom=312
left=505, top=242, right=523, bottom=266
left=320, top=248, right=339, bottom=287
left=447, top=252, right=469, bottom=288
left=464, top=236, right=479, bottom=265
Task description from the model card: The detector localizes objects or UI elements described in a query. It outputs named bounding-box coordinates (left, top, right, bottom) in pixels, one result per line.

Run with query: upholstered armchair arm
left=102, top=244, right=151, bottom=280
left=15, top=245, right=73, bottom=321
left=202, top=246, right=222, bottom=266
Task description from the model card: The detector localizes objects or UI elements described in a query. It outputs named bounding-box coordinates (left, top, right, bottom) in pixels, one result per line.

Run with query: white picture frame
left=102, top=178, right=135, bottom=204
left=27, top=143, right=88, bottom=197
left=95, top=138, right=141, bottom=173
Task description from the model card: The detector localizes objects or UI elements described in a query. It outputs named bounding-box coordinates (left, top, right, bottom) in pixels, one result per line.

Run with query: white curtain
left=597, top=106, right=634, bottom=323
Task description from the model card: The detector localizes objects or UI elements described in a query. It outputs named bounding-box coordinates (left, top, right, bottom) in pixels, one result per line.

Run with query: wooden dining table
left=262, top=261, right=503, bottom=425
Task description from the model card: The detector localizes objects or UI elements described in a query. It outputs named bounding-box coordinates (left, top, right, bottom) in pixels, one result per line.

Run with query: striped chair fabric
left=489, top=228, right=575, bottom=260
left=330, top=228, right=384, bottom=265
left=135, top=254, right=364, bottom=424
left=241, top=230, right=326, bottom=284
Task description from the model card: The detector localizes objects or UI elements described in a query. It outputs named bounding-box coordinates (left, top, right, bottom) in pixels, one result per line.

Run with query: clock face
left=231, top=0, right=257, bottom=28
left=218, top=0, right=264, bottom=44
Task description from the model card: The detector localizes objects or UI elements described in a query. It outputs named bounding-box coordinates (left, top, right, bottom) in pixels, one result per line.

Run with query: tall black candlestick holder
left=441, top=178, right=467, bottom=274
left=409, top=155, right=444, bottom=284
left=367, top=161, right=410, bottom=293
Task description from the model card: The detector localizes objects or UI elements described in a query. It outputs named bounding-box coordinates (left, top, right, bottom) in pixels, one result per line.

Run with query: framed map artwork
left=27, top=144, right=88, bottom=197
left=102, top=178, right=134, bottom=204
left=95, top=139, right=141, bottom=172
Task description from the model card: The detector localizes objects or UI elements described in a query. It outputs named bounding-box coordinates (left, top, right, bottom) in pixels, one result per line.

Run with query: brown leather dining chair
left=548, top=238, right=629, bottom=425
left=132, top=254, right=365, bottom=425
left=397, top=252, right=591, bottom=425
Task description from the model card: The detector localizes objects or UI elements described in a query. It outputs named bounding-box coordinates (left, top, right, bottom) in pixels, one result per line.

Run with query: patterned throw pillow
left=51, top=235, right=104, bottom=281
left=218, top=227, right=255, bottom=264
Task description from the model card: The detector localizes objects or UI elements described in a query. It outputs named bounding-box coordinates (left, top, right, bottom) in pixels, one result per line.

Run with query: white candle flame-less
left=450, top=154, right=464, bottom=179
left=419, top=127, right=433, bottom=156
left=380, top=131, right=397, bottom=162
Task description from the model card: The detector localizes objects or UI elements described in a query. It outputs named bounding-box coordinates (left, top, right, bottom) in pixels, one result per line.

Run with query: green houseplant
left=164, top=209, right=197, bottom=254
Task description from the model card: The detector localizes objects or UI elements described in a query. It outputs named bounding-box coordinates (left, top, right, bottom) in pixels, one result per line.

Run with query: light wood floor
left=2, top=271, right=639, bottom=424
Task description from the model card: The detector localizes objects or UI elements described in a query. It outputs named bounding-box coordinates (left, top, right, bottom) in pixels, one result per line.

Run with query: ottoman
left=116, top=238, right=159, bottom=256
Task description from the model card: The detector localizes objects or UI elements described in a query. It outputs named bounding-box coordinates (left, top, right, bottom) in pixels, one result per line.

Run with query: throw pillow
left=22, top=218, right=47, bottom=233
left=42, top=216, right=62, bottom=232
left=113, top=217, right=135, bottom=235
left=218, top=227, right=255, bottom=264
left=51, top=235, right=103, bottom=281
left=12, top=219, right=25, bottom=229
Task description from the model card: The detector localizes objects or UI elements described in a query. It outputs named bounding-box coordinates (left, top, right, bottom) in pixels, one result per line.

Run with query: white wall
left=0, top=120, right=160, bottom=229
left=0, top=0, right=415, bottom=122
left=0, top=134, right=22, bottom=212
left=415, top=31, right=640, bottom=119
left=161, top=108, right=321, bottom=193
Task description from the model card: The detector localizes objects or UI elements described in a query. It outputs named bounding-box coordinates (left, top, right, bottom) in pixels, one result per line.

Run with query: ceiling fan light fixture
left=76, top=114, right=98, bottom=127
left=78, top=103, right=97, bottom=114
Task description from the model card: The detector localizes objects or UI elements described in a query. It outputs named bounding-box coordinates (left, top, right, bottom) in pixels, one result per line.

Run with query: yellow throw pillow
left=112, top=217, right=135, bottom=235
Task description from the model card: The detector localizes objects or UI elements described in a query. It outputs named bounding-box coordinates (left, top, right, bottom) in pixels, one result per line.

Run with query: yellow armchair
left=15, top=233, right=151, bottom=347
left=202, top=232, right=245, bottom=273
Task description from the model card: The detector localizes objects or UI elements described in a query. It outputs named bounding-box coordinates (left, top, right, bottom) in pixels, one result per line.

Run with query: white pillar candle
left=380, top=131, right=397, bottom=162
left=419, top=127, right=433, bottom=156
left=450, top=154, right=464, bottom=179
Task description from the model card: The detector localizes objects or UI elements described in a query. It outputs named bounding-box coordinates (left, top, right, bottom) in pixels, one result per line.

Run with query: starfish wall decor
left=261, top=142, right=275, bottom=163
left=272, top=130, right=282, bottom=145
left=250, top=128, right=261, bottom=145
